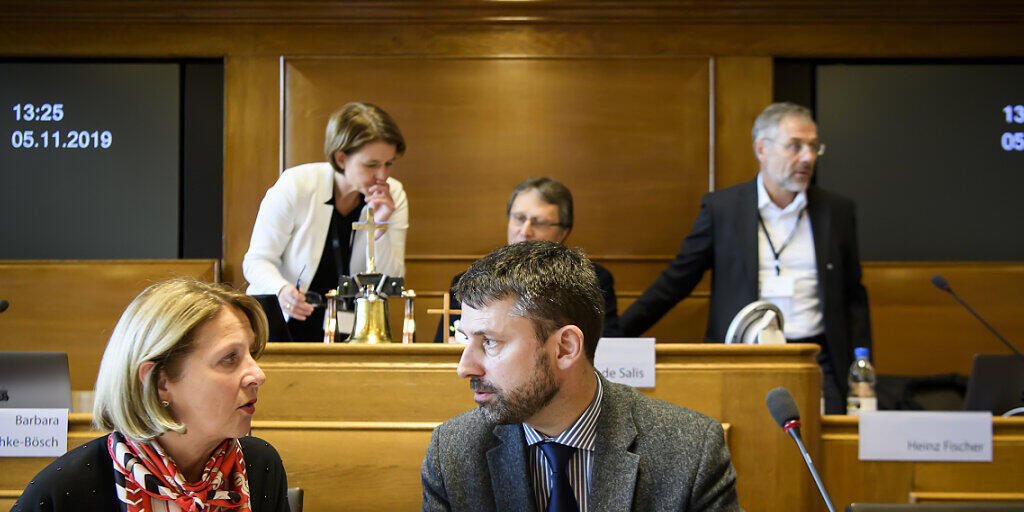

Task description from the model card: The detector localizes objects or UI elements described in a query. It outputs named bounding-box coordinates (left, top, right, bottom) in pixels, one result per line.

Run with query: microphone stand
left=942, top=287, right=1023, bottom=359
left=784, top=420, right=836, bottom=512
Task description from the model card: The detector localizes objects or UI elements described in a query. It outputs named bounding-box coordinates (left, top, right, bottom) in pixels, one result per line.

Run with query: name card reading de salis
left=0, top=408, right=69, bottom=457
left=594, top=338, right=656, bottom=388
left=858, top=411, right=992, bottom=462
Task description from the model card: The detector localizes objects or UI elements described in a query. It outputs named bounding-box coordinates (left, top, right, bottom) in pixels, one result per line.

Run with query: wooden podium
left=247, top=342, right=826, bottom=511
left=0, top=343, right=824, bottom=512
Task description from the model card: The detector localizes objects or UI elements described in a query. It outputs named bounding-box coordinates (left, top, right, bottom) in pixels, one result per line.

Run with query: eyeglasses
left=508, top=213, right=564, bottom=230
left=764, top=138, right=826, bottom=156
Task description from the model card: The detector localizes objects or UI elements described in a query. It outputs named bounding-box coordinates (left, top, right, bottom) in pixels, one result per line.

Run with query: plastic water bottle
left=846, top=347, right=877, bottom=415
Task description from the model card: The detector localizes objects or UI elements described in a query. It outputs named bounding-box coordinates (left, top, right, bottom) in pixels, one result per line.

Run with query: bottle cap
left=854, top=347, right=870, bottom=359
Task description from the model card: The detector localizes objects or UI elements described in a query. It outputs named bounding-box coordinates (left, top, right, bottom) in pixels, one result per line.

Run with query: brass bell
left=346, top=285, right=393, bottom=344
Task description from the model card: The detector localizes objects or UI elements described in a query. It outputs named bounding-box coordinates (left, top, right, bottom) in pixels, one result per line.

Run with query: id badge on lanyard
left=759, top=209, right=803, bottom=299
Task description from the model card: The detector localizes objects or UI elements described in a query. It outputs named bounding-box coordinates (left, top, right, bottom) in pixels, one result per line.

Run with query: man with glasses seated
left=436, top=177, right=621, bottom=342
left=619, top=102, right=871, bottom=414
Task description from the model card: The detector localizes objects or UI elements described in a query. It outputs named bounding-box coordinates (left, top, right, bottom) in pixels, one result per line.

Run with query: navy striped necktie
left=540, top=441, right=578, bottom=512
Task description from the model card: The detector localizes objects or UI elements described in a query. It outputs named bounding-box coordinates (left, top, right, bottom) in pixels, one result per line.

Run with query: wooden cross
left=352, top=206, right=388, bottom=273
left=426, top=292, right=463, bottom=343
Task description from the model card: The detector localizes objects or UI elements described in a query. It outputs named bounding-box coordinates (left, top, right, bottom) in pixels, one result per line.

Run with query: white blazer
left=243, top=162, right=408, bottom=297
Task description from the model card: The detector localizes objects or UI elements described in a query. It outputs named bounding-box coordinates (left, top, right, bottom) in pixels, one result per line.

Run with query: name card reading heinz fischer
left=858, top=411, right=992, bottom=462
left=594, top=338, right=656, bottom=388
left=0, top=408, right=68, bottom=457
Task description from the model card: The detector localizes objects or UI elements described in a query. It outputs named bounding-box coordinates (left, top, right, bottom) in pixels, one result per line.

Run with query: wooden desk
left=821, top=415, right=1024, bottom=507
left=1, top=344, right=824, bottom=512
left=255, top=343, right=825, bottom=511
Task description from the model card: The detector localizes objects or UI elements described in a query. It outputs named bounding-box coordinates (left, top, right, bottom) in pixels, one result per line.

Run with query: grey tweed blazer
left=421, top=374, right=741, bottom=511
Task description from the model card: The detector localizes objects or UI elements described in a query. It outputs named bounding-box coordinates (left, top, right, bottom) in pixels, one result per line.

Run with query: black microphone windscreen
left=766, top=387, right=800, bottom=428
left=0, top=299, right=8, bottom=313
left=931, top=274, right=950, bottom=291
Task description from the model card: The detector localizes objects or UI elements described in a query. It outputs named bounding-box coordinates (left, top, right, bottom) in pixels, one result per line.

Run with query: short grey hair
left=506, top=177, right=574, bottom=230
left=93, top=279, right=268, bottom=441
left=752, top=102, right=814, bottom=143
left=454, top=240, right=603, bottom=362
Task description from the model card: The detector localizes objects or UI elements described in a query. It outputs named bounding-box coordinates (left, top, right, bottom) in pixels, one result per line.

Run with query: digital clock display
left=0, top=62, right=180, bottom=259
left=12, top=103, right=65, bottom=122
left=815, top=62, right=1024, bottom=261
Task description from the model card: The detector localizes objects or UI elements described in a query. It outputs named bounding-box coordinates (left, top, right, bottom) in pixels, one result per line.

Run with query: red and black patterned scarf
left=108, top=431, right=251, bottom=512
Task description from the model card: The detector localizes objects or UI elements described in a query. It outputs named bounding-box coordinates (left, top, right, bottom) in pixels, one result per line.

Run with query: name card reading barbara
left=0, top=408, right=69, bottom=457
left=594, top=338, right=656, bottom=388
left=858, top=411, right=992, bottom=462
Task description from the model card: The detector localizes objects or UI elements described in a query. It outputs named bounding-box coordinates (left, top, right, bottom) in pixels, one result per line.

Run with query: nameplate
left=594, top=338, right=656, bottom=388
left=0, top=408, right=68, bottom=457
left=858, top=411, right=992, bottom=462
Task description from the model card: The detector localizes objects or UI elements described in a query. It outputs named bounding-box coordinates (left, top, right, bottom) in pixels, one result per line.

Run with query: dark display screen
left=1, top=62, right=180, bottom=259
left=815, top=63, right=1024, bottom=261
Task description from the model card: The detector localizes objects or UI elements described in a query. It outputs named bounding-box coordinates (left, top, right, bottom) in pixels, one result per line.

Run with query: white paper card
left=594, top=338, right=656, bottom=388
left=338, top=311, right=355, bottom=336
left=858, top=411, right=992, bottom=462
left=0, top=408, right=68, bottom=457
left=761, top=275, right=795, bottom=298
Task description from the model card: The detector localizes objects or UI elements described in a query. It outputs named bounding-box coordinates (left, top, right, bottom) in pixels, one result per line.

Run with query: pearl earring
left=160, top=400, right=170, bottom=408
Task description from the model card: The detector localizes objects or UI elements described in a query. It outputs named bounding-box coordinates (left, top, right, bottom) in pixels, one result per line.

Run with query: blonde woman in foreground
left=15, top=279, right=289, bottom=512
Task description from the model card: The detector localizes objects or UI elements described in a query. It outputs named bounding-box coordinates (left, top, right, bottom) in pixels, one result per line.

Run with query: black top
left=435, top=261, right=622, bottom=342
left=287, top=194, right=364, bottom=342
left=12, top=435, right=290, bottom=512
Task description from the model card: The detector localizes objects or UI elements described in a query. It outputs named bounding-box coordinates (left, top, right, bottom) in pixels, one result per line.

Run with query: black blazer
left=12, top=435, right=290, bottom=512
left=435, top=262, right=622, bottom=342
left=619, top=178, right=871, bottom=394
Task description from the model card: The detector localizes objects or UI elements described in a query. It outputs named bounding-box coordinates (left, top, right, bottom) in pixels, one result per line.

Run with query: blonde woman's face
left=334, top=141, right=398, bottom=194
left=159, top=307, right=265, bottom=445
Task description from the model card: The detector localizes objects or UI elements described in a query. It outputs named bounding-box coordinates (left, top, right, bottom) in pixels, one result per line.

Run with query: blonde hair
left=324, top=102, right=406, bottom=172
left=93, top=278, right=268, bottom=441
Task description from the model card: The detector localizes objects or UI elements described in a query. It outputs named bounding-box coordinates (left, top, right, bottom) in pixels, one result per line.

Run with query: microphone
left=931, top=274, right=1023, bottom=359
left=0, top=299, right=8, bottom=313
left=766, top=387, right=837, bottom=512
left=929, top=274, right=949, bottom=291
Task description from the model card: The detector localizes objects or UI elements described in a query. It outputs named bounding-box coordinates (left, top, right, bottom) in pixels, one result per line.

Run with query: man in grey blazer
left=421, top=240, right=740, bottom=511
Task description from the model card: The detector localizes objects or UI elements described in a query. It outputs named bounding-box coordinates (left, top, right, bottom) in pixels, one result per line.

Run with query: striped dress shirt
left=522, top=374, right=603, bottom=512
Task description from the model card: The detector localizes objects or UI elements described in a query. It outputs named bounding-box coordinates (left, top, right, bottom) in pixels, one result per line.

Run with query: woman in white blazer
left=243, top=102, right=408, bottom=341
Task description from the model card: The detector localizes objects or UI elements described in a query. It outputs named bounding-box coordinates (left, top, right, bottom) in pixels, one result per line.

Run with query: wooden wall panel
left=284, top=57, right=710, bottom=256
left=224, top=55, right=284, bottom=289
left=864, top=262, right=1024, bottom=376
left=713, top=56, right=774, bottom=190
left=398, top=256, right=710, bottom=342
left=2, top=6, right=1021, bottom=282
left=400, top=258, right=1024, bottom=354
left=0, top=260, right=219, bottom=390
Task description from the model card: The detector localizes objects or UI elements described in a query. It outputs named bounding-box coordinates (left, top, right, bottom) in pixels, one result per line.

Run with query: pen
left=295, top=265, right=306, bottom=291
